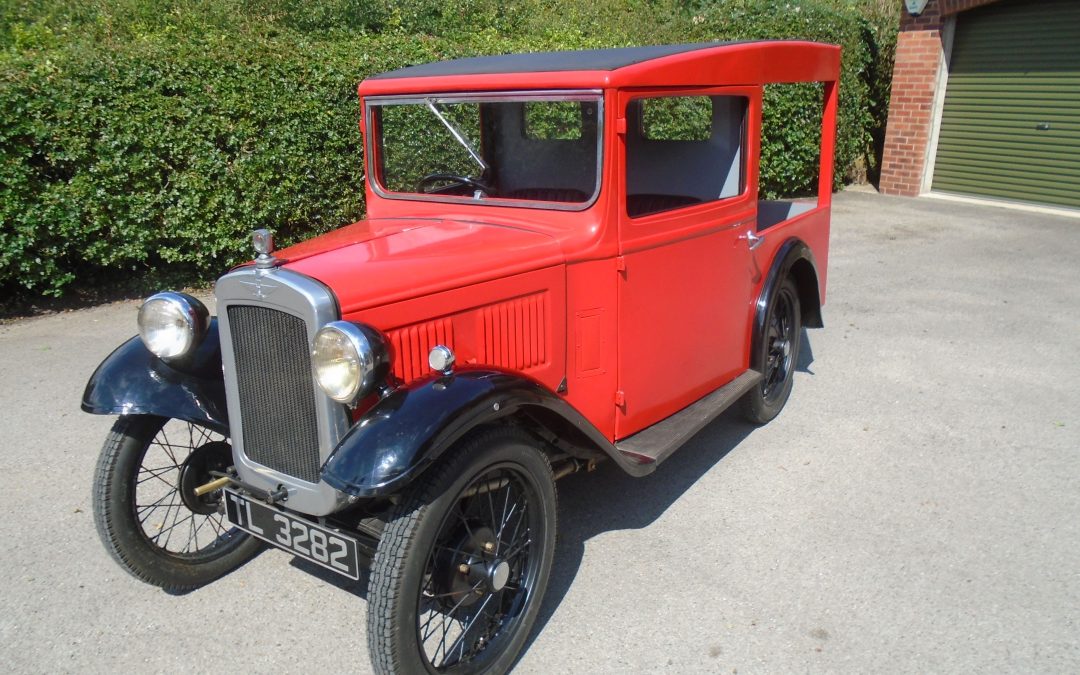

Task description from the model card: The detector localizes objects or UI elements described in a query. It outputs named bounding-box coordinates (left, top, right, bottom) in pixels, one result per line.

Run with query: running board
left=614, top=370, right=762, bottom=472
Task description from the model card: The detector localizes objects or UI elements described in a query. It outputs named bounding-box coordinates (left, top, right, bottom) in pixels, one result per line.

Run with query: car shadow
left=164, top=538, right=272, bottom=597
left=282, top=410, right=757, bottom=645
left=521, top=406, right=757, bottom=655
left=285, top=332, right=816, bottom=660
left=797, top=326, right=815, bottom=374
left=289, top=555, right=370, bottom=595
left=524, top=327, right=815, bottom=655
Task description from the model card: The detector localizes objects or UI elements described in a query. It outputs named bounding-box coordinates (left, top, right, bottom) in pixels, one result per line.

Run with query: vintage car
left=83, top=40, right=839, bottom=674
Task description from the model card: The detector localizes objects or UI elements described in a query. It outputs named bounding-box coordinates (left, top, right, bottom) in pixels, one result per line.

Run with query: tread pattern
left=743, top=276, right=801, bottom=425
left=92, top=415, right=261, bottom=591
left=93, top=418, right=163, bottom=586
left=367, top=427, right=556, bottom=675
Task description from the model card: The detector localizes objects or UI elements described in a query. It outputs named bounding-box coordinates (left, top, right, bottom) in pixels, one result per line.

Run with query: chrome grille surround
left=216, top=267, right=350, bottom=516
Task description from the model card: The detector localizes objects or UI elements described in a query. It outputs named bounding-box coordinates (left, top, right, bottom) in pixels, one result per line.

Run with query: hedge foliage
left=1, top=0, right=897, bottom=298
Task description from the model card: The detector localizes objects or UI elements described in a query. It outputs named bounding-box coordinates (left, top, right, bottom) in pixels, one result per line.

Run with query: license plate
left=224, top=489, right=361, bottom=580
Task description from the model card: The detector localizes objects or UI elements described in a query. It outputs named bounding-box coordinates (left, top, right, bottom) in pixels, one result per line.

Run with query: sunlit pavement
left=1, top=189, right=1077, bottom=673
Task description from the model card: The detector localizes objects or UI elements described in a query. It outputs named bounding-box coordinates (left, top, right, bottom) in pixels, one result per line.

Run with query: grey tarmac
left=1, top=189, right=1077, bottom=673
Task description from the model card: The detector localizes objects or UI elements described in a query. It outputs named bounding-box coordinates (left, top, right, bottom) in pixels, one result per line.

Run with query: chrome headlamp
left=312, top=321, right=391, bottom=404
left=137, top=292, right=210, bottom=359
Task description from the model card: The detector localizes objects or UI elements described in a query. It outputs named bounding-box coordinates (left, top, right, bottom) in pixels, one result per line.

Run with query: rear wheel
left=745, top=277, right=801, bottom=425
left=92, top=415, right=261, bottom=591
left=367, top=427, right=557, bottom=674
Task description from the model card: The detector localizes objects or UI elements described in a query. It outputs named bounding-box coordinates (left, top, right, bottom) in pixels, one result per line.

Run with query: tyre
left=367, top=427, right=557, bottom=674
left=92, top=415, right=262, bottom=591
left=745, top=276, right=802, bottom=425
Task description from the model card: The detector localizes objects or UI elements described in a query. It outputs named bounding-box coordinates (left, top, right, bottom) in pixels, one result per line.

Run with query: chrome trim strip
left=216, top=267, right=350, bottom=516
left=366, top=89, right=604, bottom=105
left=365, top=90, right=605, bottom=213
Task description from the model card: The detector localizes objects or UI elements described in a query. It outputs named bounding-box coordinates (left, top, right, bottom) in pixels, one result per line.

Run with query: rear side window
left=640, top=96, right=713, bottom=141
left=625, top=95, right=747, bottom=218
left=756, top=82, right=824, bottom=231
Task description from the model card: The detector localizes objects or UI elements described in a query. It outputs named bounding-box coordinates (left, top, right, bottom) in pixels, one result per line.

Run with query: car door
left=615, top=87, right=761, bottom=439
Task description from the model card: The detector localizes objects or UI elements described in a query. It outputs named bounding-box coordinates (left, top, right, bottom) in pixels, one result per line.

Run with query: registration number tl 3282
left=224, top=489, right=361, bottom=580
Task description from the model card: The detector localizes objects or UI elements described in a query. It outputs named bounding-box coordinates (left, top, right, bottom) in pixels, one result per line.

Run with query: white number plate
left=224, top=489, right=361, bottom=580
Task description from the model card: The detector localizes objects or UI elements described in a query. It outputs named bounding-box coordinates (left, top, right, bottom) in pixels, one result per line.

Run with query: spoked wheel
left=745, top=277, right=802, bottom=424
left=368, top=428, right=557, bottom=674
left=92, top=415, right=261, bottom=591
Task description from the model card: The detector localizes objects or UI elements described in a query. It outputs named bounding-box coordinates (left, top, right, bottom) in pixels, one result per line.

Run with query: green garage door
left=932, top=0, right=1080, bottom=209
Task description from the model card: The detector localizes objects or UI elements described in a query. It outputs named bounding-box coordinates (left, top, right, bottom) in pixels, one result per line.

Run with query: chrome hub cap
left=489, top=561, right=511, bottom=592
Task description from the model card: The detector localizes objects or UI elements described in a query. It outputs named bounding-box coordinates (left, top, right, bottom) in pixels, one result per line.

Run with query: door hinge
left=615, top=390, right=626, bottom=407
left=615, top=256, right=626, bottom=274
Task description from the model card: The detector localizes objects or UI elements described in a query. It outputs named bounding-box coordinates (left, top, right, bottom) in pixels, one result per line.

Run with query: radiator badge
left=239, top=274, right=279, bottom=300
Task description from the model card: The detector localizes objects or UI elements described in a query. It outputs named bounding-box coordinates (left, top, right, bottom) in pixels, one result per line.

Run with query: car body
left=84, top=40, right=839, bottom=674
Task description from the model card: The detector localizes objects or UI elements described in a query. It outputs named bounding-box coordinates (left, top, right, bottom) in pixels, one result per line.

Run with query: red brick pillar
left=879, top=2, right=950, bottom=196
left=880, top=1, right=1007, bottom=196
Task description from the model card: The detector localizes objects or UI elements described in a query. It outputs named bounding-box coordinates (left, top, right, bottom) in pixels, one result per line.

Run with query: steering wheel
left=416, top=173, right=492, bottom=196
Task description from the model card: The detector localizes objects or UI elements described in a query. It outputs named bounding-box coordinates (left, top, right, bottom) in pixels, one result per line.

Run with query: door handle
left=741, top=230, right=764, bottom=250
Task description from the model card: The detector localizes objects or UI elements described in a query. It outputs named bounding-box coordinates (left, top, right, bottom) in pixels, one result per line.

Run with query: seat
left=626, top=194, right=701, bottom=217
left=507, top=187, right=590, bottom=203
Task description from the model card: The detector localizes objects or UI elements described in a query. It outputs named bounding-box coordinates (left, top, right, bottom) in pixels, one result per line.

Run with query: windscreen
left=370, top=94, right=602, bottom=207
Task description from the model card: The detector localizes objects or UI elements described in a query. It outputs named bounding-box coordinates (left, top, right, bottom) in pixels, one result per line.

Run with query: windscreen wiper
left=425, top=99, right=489, bottom=174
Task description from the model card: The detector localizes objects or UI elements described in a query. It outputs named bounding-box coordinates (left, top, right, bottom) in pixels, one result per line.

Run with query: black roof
left=370, top=41, right=748, bottom=80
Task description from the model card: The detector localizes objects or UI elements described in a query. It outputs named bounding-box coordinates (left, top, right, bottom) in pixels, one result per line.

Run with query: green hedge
left=0, top=0, right=896, bottom=298
left=3, top=35, right=384, bottom=294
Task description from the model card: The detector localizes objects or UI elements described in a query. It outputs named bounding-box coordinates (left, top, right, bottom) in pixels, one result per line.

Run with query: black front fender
left=321, top=369, right=629, bottom=498
left=81, top=319, right=229, bottom=434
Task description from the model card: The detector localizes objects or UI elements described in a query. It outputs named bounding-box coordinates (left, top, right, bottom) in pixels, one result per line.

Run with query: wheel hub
left=777, top=338, right=790, bottom=358
left=178, top=440, right=232, bottom=515
left=489, top=560, right=511, bottom=592
left=431, top=525, right=510, bottom=608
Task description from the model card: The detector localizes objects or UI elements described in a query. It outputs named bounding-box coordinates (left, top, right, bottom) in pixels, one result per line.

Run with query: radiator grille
left=227, top=305, right=321, bottom=483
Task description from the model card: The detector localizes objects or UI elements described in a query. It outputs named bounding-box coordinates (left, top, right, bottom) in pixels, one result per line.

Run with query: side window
left=625, top=95, right=747, bottom=218
left=641, top=96, right=712, bottom=141
left=757, top=82, right=824, bottom=230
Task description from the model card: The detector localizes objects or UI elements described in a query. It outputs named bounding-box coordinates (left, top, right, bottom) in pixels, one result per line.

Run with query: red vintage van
left=84, top=40, right=839, bottom=674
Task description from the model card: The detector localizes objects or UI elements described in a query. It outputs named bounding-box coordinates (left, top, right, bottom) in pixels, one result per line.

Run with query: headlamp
left=137, top=292, right=209, bottom=360
left=312, top=321, right=390, bottom=403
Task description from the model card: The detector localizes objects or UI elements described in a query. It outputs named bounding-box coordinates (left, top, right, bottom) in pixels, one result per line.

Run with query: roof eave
left=357, top=41, right=842, bottom=98
left=358, top=71, right=614, bottom=98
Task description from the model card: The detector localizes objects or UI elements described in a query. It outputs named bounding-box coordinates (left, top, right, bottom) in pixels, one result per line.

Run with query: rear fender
left=80, top=319, right=229, bottom=434
left=751, top=239, right=822, bottom=372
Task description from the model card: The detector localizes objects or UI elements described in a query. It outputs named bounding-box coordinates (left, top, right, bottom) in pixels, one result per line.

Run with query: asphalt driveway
left=1, top=190, right=1077, bottom=672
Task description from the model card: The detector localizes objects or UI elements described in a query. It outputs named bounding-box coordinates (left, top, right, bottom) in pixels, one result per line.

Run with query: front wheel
left=92, top=415, right=262, bottom=591
left=367, top=427, right=557, bottom=674
left=744, top=277, right=802, bottom=425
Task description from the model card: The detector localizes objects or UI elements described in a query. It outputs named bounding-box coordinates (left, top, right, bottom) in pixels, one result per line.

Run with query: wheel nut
left=483, top=541, right=495, bottom=553
left=458, top=563, right=470, bottom=574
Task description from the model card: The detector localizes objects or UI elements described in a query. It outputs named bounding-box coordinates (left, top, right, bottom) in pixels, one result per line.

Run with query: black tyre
left=367, top=427, right=557, bottom=674
left=745, top=277, right=802, bottom=425
left=92, top=415, right=261, bottom=591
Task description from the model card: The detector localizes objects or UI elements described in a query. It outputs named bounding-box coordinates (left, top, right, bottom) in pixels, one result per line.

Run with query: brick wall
left=879, top=0, right=1002, bottom=196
